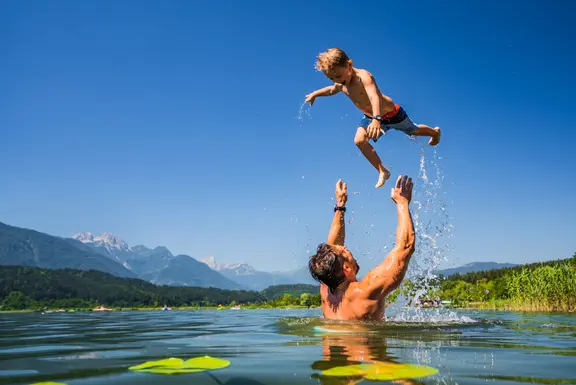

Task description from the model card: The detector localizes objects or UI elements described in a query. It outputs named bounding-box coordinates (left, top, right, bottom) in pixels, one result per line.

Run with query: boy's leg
left=387, top=106, right=441, bottom=146
left=411, top=124, right=441, bottom=146
left=354, top=127, right=391, bottom=188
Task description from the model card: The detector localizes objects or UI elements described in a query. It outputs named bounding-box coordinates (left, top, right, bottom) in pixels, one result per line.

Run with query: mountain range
left=436, top=262, right=518, bottom=277
left=0, top=220, right=518, bottom=290
left=0, top=221, right=314, bottom=290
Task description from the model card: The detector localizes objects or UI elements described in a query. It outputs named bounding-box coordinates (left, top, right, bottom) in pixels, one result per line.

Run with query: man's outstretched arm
left=327, top=179, right=347, bottom=246
left=357, top=176, right=415, bottom=299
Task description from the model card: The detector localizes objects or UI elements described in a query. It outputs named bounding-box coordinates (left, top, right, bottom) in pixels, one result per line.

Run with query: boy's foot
left=428, top=127, right=441, bottom=146
left=375, top=169, right=391, bottom=188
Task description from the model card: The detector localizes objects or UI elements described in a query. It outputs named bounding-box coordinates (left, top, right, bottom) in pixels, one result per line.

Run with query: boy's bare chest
left=343, top=84, right=370, bottom=104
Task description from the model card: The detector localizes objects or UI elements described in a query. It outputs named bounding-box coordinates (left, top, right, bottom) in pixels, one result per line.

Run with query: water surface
left=0, top=309, right=574, bottom=385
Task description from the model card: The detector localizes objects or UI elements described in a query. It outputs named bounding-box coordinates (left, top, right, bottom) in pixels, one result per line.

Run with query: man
left=308, top=175, right=415, bottom=321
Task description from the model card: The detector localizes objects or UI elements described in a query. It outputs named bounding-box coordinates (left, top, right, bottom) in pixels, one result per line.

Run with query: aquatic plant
left=504, top=263, right=576, bottom=312
left=322, top=362, right=438, bottom=381
left=30, top=383, right=67, bottom=385
left=128, top=356, right=230, bottom=375
left=433, top=256, right=576, bottom=312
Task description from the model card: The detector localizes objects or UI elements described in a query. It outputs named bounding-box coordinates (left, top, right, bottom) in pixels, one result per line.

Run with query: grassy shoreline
left=448, top=300, right=575, bottom=313
left=2, top=302, right=574, bottom=314
left=0, top=305, right=317, bottom=313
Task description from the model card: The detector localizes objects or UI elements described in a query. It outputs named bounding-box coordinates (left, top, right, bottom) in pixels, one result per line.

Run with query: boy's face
left=324, top=62, right=353, bottom=85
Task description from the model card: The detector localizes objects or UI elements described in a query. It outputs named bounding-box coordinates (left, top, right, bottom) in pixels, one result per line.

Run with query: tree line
left=0, top=266, right=269, bottom=310
left=391, top=253, right=576, bottom=312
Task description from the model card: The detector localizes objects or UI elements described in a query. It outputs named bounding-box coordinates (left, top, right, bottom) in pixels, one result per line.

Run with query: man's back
left=320, top=283, right=387, bottom=321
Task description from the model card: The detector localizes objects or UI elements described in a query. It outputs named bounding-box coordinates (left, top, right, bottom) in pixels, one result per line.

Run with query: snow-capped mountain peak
left=198, top=256, right=256, bottom=275
left=74, top=231, right=94, bottom=243
left=73, top=232, right=129, bottom=251
left=199, top=256, right=217, bottom=269
left=219, top=262, right=256, bottom=275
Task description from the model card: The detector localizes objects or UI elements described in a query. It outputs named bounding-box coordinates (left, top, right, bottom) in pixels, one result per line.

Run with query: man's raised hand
left=335, top=179, right=348, bottom=207
left=391, top=175, right=413, bottom=204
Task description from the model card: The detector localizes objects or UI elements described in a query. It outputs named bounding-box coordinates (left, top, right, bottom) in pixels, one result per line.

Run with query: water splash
left=391, top=142, right=455, bottom=321
left=296, top=102, right=312, bottom=125
left=388, top=308, right=476, bottom=324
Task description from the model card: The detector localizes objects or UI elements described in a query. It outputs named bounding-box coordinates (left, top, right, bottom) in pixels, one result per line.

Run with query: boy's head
left=314, top=48, right=354, bottom=85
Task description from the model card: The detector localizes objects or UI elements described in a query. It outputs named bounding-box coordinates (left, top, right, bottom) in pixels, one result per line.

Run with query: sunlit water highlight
left=1, top=309, right=575, bottom=385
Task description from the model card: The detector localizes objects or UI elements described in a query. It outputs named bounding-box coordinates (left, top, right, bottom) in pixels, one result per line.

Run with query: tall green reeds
left=503, top=262, right=576, bottom=312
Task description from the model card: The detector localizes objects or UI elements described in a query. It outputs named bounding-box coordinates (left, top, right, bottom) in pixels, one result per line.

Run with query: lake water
left=0, top=309, right=574, bottom=385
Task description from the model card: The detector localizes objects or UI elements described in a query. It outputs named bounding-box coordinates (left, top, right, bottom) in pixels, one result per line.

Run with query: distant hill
left=73, top=232, right=243, bottom=290
left=261, top=284, right=319, bottom=300
left=198, top=256, right=302, bottom=290
left=0, top=265, right=265, bottom=310
left=437, top=262, right=518, bottom=277
left=271, top=265, right=318, bottom=286
left=0, top=222, right=135, bottom=278
left=147, top=254, right=242, bottom=289
left=445, top=256, right=575, bottom=283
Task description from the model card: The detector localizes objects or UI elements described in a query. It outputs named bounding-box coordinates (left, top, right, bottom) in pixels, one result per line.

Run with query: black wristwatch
left=373, top=115, right=383, bottom=122
left=334, top=205, right=347, bottom=212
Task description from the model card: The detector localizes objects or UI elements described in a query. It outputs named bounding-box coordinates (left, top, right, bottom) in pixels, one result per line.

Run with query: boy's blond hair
left=314, top=48, right=350, bottom=72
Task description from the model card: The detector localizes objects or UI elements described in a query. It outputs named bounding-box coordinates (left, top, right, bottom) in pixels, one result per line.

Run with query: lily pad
left=30, top=383, right=67, bottom=385
left=322, top=362, right=438, bottom=381
left=129, top=356, right=230, bottom=375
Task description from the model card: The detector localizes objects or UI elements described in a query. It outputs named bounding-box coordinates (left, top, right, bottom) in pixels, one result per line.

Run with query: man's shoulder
left=344, top=281, right=363, bottom=299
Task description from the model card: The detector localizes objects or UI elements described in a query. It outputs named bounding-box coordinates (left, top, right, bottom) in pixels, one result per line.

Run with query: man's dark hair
left=309, top=243, right=346, bottom=294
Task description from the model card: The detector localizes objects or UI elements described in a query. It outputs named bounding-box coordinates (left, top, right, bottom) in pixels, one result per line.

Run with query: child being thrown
left=305, top=48, right=441, bottom=188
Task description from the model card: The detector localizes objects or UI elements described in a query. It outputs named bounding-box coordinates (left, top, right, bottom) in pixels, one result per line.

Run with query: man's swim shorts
left=359, top=104, right=419, bottom=142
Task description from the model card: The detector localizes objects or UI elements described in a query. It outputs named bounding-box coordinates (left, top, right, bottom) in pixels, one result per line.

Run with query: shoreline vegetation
left=390, top=253, right=576, bottom=313
left=1, top=253, right=574, bottom=314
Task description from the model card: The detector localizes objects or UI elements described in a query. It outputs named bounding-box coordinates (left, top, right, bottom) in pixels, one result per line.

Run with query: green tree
left=1, top=291, right=36, bottom=310
left=300, top=293, right=312, bottom=307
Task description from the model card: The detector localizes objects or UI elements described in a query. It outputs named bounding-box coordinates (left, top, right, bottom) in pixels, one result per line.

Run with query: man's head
left=309, top=243, right=360, bottom=294
left=314, top=48, right=354, bottom=85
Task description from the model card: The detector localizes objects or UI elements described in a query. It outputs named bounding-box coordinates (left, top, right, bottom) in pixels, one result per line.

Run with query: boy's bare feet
left=375, top=168, right=391, bottom=188
left=428, top=127, right=441, bottom=146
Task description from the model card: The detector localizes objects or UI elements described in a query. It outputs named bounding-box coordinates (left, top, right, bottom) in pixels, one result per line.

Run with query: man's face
left=331, top=244, right=360, bottom=277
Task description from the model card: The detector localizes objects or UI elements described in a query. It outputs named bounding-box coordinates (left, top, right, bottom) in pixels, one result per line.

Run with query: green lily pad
left=129, top=356, right=230, bottom=375
left=30, top=383, right=67, bottom=385
left=322, top=362, right=438, bottom=381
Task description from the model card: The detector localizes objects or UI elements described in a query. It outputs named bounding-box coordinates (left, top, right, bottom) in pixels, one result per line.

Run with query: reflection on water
left=0, top=309, right=575, bottom=385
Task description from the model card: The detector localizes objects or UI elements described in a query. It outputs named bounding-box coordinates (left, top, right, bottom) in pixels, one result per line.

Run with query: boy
left=305, top=48, right=441, bottom=188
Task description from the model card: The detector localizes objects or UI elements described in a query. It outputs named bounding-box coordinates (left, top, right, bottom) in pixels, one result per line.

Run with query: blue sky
left=1, top=0, right=575, bottom=272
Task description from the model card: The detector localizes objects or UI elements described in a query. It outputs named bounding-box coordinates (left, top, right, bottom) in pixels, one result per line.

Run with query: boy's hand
left=305, top=93, right=316, bottom=106
left=367, top=119, right=383, bottom=139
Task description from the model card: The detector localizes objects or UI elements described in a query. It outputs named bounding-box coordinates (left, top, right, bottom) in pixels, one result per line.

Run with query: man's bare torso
left=320, top=282, right=387, bottom=321
left=340, top=68, right=396, bottom=117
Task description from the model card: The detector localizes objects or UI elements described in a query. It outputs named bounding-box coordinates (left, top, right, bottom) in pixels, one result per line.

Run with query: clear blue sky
left=1, top=0, right=575, bottom=272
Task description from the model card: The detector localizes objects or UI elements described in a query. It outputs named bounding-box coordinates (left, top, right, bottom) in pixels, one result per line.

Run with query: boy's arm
left=359, top=71, right=381, bottom=118
left=356, top=176, right=415, bottom=300
left=306, top=84, right=343, bottom=105
left=313, top=84, right=343, bottom=97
